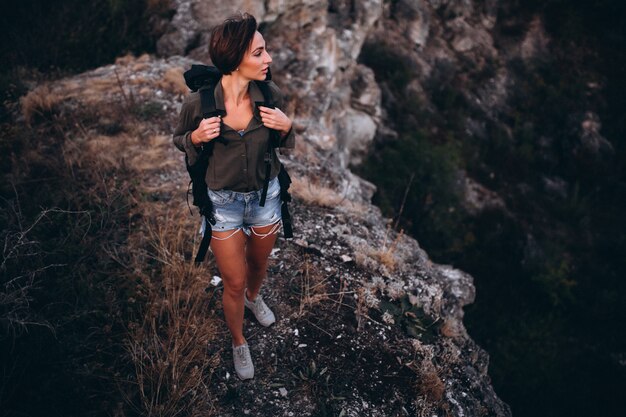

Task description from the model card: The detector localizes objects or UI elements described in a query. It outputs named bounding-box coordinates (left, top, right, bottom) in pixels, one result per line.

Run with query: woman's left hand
left=259, top=106, right=292, bottom=136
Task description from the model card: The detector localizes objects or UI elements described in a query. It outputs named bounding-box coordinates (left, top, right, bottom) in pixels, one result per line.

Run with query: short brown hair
left=209, top=13, right=258, bottom=75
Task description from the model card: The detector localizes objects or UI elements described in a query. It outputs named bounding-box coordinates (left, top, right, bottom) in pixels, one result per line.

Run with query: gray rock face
left=157, top=0, right=384, bottom=172
left=156, top=0, right=202, bottom=57
left=577, top=111, right=615, bottom=159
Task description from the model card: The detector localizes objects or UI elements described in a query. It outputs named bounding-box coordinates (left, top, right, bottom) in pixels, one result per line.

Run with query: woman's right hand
left=191, top=116, right=221, bottom=145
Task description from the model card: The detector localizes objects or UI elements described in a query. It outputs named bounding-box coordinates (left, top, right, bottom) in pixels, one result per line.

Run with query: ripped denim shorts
left=200, top=176, right=282, bottom=239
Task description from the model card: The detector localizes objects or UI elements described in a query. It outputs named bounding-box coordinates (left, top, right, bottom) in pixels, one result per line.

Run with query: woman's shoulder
left=182, top=91, right=201, bottom=107
left=264, top=80, right=286, bottom=106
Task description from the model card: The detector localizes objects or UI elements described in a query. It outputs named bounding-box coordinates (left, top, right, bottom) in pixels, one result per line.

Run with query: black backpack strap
left=195, top=217, right=212, bottom=264
left=278, top=165, right=293, bottom=238
left=255, top=80, right=281, bottom=207
left=199, top=83, right=219, bottom=119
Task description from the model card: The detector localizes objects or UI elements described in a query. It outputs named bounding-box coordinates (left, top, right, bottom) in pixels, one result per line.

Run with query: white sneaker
left=244, top=290, right=276, bottom=327
left=232, top=342, right=254, bottom=380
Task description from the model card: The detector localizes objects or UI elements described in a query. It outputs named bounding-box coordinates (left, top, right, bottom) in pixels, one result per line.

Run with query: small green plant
left=294, top=359, right=329, bottom=383
left=292, top=359, right=347, bottom=417
left=380, top=295, right=441, bottom=342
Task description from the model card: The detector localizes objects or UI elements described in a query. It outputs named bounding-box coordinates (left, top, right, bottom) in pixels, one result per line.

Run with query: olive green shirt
left=173, top=80, right=295, bottom=192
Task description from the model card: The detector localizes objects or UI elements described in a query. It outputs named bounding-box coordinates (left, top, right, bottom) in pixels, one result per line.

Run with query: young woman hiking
left=173, top=12, right=295, bottom=380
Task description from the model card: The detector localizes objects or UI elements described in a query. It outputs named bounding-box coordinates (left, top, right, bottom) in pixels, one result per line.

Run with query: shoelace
left=235, top=346, right=248, bottom=366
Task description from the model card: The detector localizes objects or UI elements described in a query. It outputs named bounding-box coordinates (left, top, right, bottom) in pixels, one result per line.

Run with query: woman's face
left=238, top=31, right=272, bottom=81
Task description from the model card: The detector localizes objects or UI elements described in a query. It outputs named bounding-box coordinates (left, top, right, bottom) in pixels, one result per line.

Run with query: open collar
left=214, top=80, right=266, bottom=122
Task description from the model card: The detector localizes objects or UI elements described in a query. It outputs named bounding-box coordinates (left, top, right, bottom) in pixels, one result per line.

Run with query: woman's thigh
left=210, top=229, right=247, bottom=288
left=246, top=224, right=278, bottom=269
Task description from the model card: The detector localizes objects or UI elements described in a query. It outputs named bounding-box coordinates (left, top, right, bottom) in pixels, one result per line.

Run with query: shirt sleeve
left=268, top=81, right=296, bottom=149
left=173, top=94, right=201, bottom=165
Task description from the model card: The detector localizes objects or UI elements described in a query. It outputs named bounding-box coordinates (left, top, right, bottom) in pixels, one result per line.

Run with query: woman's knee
left=222, top=276, right=246, bottom=295
left=246, top=256, right=267, bottom=275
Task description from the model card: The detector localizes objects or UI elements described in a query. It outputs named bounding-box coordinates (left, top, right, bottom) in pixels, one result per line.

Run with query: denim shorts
left=200, top=177, right=282, bottom=237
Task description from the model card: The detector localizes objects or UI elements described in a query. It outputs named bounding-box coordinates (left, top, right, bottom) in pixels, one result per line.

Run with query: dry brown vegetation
left=370, top=228, right=404, bottom=271
left=290, top=174, right=367, bottom=214
left=353, top=226, right=404, bottom=274
left=157, top=67, right=189, bottom=96
left=439, top=318, right=463, bottom=339
left=20, top=84, right=62, bottom=125
left=407, top=345, right=447, bottom=416
left=297, top=255, right=332, bottom=317
left=3, top=70, right=223, bottom=415
left=125, top=218, right=220, bottom=416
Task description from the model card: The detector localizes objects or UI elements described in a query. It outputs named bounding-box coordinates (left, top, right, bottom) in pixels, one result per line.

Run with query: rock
left=576, top=111, right=615, bottom=159
left=542, top=176, right=568, bottom=200
left=155, top=0, right=202, bottom=57
left=396, top=0, right=431, bottom=47
left=520, top=15, right=551, bottom=64
left=336, top=107, right=377, bottom=167
left=460, top=171, right=506, bottom=215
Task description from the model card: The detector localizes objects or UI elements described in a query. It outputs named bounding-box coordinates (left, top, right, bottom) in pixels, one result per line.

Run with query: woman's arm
left=173, top=95, right=202, bottom=165
left=173, top=93, right=223, bottom=164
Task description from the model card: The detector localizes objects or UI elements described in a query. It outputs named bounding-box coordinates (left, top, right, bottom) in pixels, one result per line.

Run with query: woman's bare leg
left=210, top=229, right=248, bottom=346
left=245, top=222, right=279, bottom=301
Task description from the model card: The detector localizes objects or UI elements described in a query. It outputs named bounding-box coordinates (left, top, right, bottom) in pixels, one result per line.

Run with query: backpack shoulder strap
left=256, top=79, right=281, bottom=207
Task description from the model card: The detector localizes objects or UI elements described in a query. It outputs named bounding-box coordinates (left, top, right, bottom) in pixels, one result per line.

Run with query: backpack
left=182, top=65, right=294, bottom=263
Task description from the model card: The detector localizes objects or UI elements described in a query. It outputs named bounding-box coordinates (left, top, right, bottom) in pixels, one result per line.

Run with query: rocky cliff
left=9, top=0, right=525, bottom=415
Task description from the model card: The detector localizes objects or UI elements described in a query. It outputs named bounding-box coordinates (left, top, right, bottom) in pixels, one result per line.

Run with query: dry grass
left=69, top=133, right=176, bottom=175
left=0, top=205, right=66, bottom=336
left=115, top=53, right=151, bottom=67
left=157, top=67, right=188, bottom=96
left=9, top=57, right=225, bottom=416
left=370, top=228, right=404, bottom=271
left=297, top=255, right=331, bottom=317
left=439, top=318, right=463, bottom=339
left=20, top=84, right=62, bottom=125
left=124, top=217, right=219, bottom=417
left=354, top=227, right=404, bottom=274
left=407, top=342, right=447, bottom=415
left=354, top=286, right=374, bottom=330
left=408, top=356, right=447, bottom=416
left=290, top=175, right=367, bottom=214
left=416, top=363, right=445, bottom=405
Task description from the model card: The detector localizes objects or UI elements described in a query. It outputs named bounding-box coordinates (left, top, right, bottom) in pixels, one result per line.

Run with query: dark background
left=357, top=1, right=626, bottom=417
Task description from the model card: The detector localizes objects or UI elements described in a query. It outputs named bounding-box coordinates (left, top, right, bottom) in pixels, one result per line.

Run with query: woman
left=173, top=13, right=295, bottom=380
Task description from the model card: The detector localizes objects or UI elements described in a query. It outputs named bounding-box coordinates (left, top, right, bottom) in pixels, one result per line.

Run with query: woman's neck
left=221, top=73, right=250, bottom=106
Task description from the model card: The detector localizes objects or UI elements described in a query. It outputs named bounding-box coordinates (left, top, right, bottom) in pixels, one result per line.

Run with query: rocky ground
left=204, top=198, right=507, bottom=416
